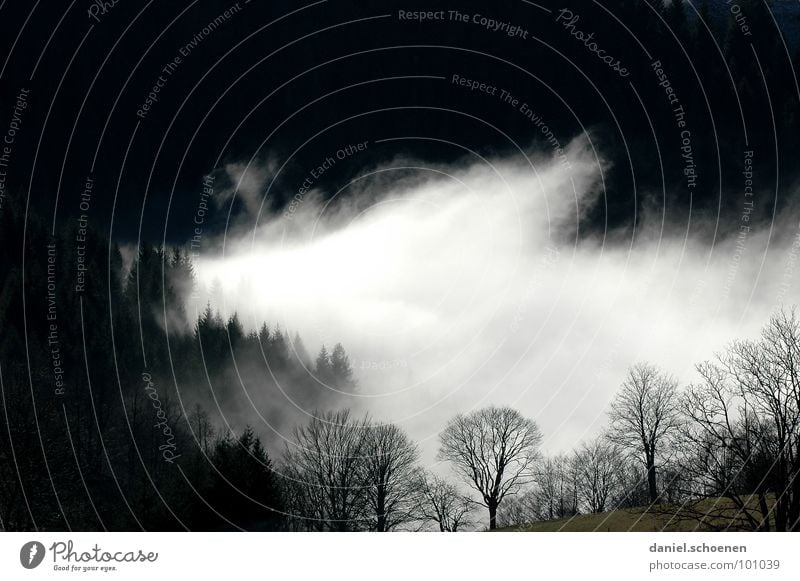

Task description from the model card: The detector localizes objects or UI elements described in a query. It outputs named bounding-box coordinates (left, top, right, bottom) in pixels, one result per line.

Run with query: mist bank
left=190, top=138, right=800, bottom=460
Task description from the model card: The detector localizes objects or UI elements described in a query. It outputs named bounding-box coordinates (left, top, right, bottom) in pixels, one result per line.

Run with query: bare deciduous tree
left=613, top=461, right=651, bottom=509
left=497, top=454, right=582, bottom=528
left=362, top=423, right=420, bottom=531
left=418, top=473, right=473, bottom=532
left=532, top=454, right=579, bottom=520
left=574, top=438, right=623, bottom=514
left=283, top=409, right=370, bottom=531
left=438, top=406, right=542, bottom=530
left=681, top=309, right=800, bottom=531
left=607, top=362, right=682, bottom=503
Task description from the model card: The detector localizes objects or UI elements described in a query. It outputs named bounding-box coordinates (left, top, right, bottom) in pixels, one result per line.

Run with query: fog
left=190, top=137, right=800, bottom=465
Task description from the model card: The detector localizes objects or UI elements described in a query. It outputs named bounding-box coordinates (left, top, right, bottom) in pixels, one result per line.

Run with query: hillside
left=499, top=497, right=772, bottom=532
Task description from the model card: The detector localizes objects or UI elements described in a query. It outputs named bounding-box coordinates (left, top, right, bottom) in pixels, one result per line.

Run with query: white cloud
left=191, top=137, right=800, bottom=465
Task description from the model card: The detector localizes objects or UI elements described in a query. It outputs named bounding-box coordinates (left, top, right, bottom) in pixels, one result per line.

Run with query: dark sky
left=1, top=0, right=798, bottom=243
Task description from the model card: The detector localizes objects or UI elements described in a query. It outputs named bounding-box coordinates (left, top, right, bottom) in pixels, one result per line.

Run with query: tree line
left=497, top=310, right=800, bottom=532
left=274, top=309, right=799, bottom=532
left=1, top=199, right=798, bottom=531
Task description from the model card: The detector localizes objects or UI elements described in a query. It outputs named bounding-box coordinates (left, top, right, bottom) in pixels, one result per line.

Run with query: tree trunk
left=789, top=473, right=800, bottom=532
left=646, top=457, right=658, bottom=504
left=488, top=500, right=498, bottom=530
left=757, top=493, right=771, bottom=532
left=376, top=486, right=387, bottom=532
left=774, top=459, right=787, bottom=531
left=775, top=494, right=787, bottom=532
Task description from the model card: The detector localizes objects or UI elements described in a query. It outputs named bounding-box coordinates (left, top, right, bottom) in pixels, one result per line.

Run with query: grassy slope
left=500, top=497, right=765, bottom=532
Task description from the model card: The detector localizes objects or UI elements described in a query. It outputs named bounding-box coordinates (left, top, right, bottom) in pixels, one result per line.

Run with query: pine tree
left=330, top=343, right=356, bottom=392
left=290, top=331, right=311, bottom=368
left=268, top=326, right=289, bottom=368
left=226, top=313, right=244, bottom=351
left=315, top=344, right=333, bottom=384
